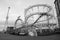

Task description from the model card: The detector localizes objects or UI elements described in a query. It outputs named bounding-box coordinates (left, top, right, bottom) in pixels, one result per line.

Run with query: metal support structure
left=14, top=16, right=23, bottom=28
left=4, top=7, right=10, bottom=31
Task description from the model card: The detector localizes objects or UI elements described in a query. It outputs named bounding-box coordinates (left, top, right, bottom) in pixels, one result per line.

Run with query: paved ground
left=0, top=32, right=60, bottom=40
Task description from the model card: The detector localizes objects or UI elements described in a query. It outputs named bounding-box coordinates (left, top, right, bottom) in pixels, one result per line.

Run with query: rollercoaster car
left=5, top=4, right=60, bottom=36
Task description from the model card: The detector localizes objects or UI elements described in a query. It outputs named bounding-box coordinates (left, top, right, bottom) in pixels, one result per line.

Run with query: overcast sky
left=0, top=0, right=57, bottom=31
left=0, top=0, right=55, bottom=24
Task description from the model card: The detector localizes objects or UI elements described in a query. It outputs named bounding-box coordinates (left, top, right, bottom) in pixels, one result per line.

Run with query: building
left=54, top=0, right=60, bottom=27
left=54, top=0, right=60, bottom=16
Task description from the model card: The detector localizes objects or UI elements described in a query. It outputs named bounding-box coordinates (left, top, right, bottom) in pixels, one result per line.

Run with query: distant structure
left=54, top=0, right=60, bottom=26
left=4, top=7, right=10, bottom=31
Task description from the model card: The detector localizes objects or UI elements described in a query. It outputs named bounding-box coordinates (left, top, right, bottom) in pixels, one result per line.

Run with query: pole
left=5, top=7, right=10, bottom=25
left=4, top=7, right=10, bottom=31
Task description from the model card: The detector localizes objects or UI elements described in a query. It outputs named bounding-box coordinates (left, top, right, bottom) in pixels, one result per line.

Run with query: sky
left=0, top=0, right=56, bottom=31
left=0, top=0, right=55, bottom=23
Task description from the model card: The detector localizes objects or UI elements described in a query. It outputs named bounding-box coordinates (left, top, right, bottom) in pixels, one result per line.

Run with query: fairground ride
left=5, top=4, right=60, bottom=36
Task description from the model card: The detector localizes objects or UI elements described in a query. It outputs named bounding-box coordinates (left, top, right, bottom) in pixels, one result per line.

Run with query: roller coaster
left=5, top=4, right=60, bottom=36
